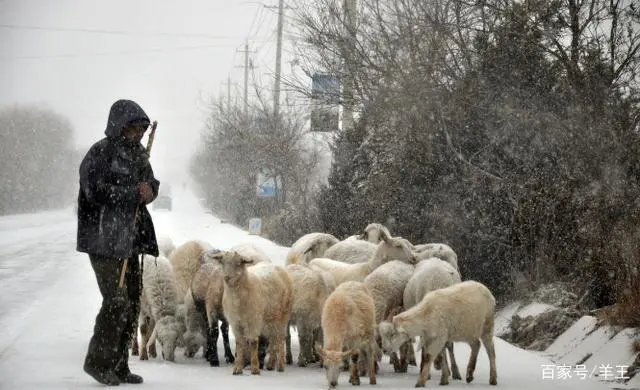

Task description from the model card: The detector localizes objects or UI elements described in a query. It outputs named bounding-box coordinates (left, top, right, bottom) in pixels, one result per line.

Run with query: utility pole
left=227, top=75, right=232, bottom=109
left=342, top=0, right=357, bottom=133
left=273, top=0, right=284, bottom=117
left=265, top=0, right=294, bottom=118
left=236, top=41, right=256, bottom=116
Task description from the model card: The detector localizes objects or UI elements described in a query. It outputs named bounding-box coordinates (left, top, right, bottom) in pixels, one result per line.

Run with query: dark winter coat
left=76, top=99, right=160, bottom=259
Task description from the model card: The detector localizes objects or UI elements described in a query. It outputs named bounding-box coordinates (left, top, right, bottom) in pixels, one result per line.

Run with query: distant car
left=153, top=194, right=172, bottom=211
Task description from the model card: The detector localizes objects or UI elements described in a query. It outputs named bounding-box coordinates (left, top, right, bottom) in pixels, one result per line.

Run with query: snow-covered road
left=0, top=188, right=614, bottom=389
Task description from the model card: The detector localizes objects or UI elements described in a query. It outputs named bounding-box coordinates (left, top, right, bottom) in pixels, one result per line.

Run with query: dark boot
left=83, top=362, right=121, bottom=386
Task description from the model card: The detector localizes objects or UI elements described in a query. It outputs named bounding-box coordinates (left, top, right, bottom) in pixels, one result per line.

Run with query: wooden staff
left=119, top=120, right=158, bottom=288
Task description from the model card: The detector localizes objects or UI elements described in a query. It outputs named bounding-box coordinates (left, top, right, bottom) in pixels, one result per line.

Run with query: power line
left=0, top=43, right=240, bottom=61
left=0, top=23, right=244, bottom=40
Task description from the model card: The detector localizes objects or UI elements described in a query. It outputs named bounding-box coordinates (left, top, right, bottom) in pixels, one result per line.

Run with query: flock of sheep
left=131, top=223, right=498, bottom=389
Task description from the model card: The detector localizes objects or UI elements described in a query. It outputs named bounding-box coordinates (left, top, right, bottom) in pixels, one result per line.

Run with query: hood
left=104, top=99, right=150, bottom=139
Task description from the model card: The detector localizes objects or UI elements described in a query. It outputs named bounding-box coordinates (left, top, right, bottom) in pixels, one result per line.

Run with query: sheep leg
left=398, top=340, right=412, bottom=373
left=146, top=316, right=157, bottom=358
left=220, top=318, right=235, bottom=364
left=232, top=338, right=245, bottom=375
left=277, top=333, right=286, bottom=372
left=249, top=338, right=261, bottom=375
left=481, top=333, right=497, bottom=385
left=349, top=351, right=361, bottom=385
left=286, top=324, right=293, bottom=365
left=466, top=339, right=481, bottom=383
left=438, top=348, right=450, bottom=386
left=447, top=342, right=462, bottom=380
left=131, top=325, right=139, bottom=356
left=433, top=353, right=443, bottom=370
left=367, top=343, right=377, bottom=385
left=407, top=338, right=417, bottom=366
left=139, top=318, right=150, bottom=361
left=206, top=317, right=220, bottom=367
left=342, top=355, right=350, bottom=371
left=419, top=346, right=431, bottom=382
left=266, top=340, right=277, bottom=371
left=416, top=343, right=444, bottom=388
left=297, top=325, right=312, bottom=367
left=312, top=327, right=323, bottom=363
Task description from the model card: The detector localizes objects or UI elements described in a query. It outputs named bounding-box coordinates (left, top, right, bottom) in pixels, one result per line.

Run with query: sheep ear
left=341, top=349, right=356, bottom=359
left=303, top=244, right=315, bottom=255
left=206, top=250, right=224, bottom=263
left=380, top=228, right=391, bottom=243
left=314, top=342, right=325, bottom=357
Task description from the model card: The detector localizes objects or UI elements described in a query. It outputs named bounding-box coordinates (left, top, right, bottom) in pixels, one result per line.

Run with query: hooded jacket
left=76, top=99, right=160, bottom=258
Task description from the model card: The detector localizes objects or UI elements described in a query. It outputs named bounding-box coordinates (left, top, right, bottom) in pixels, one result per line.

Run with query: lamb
left=309, top=234, right=416, bottom=287
left=413, top=243, right=459, bottom=273
left=209, top=249, right=293, bottom=375
left=315, top=281, right=378, bottom=389
left=284, top=264, right=336, bottom=367
left=138, top=254, right=185, bottom=362
left=403, top=257, right=463, bottom=379
left=363, top=260, right=415, bottom=373
left=378, top=280, right=497, bottom=387
left=285, top=232, right=340, bottom=265
left=358, top=223, right=392, bottom=244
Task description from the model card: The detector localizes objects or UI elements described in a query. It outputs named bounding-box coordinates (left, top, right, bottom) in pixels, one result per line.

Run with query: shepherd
left=76, top=99, right=160, bottom=386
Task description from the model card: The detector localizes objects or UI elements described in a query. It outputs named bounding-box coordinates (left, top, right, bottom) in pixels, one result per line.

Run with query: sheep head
left=315, top=342, right=356, bottom=388
left=373, top=235, right=417, bottom=266
left=358, top=223, right=390, bottom=243
left=154, top=316, right=183, bottom=362
left=302, top=234, right=339, bottom=263
left=208, top=250, right=254, bottom=287
left=378, top=321, right=410, bottom=355
left=183, top=330, right=206, bottom=358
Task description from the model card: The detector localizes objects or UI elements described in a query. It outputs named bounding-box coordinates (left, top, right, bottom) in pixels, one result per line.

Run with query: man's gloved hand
left=138, top=183, right=154, bottom=204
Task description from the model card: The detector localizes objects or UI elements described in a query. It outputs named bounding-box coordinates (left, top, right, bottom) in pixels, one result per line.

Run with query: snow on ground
left=0, top=187, right=618, bottom=389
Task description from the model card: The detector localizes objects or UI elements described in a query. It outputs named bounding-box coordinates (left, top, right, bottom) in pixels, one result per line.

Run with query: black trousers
left=84, top=254, right=142, bottom=375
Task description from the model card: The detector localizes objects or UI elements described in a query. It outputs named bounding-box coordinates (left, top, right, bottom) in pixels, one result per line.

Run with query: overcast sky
left=0, top=0, right=302, bottom=183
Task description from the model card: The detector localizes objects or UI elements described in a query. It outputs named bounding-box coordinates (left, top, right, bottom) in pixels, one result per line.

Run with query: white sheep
left=315, top=281, right=378, bottom=389
left=138, top=254, right=185, bottom=362
left=209, top=249, right=293, bottom=375
left=403, top=257, right=463, bottom=380
left=285, top=232, right=339, bottom=265
left=323, top=239, right=378, bottom=264
left=284, top=263, right=336, bottom=367
left=363, top=260, right=415, bottom=373
left=309, top=234, right=416, bottom=286
left=190, top=243, right=271, bottom=366
left=379, top=280, right=497, bottom=387
left=359, top=223, right=392, bottom=243
left=414, top=243, right=459, bottom=273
